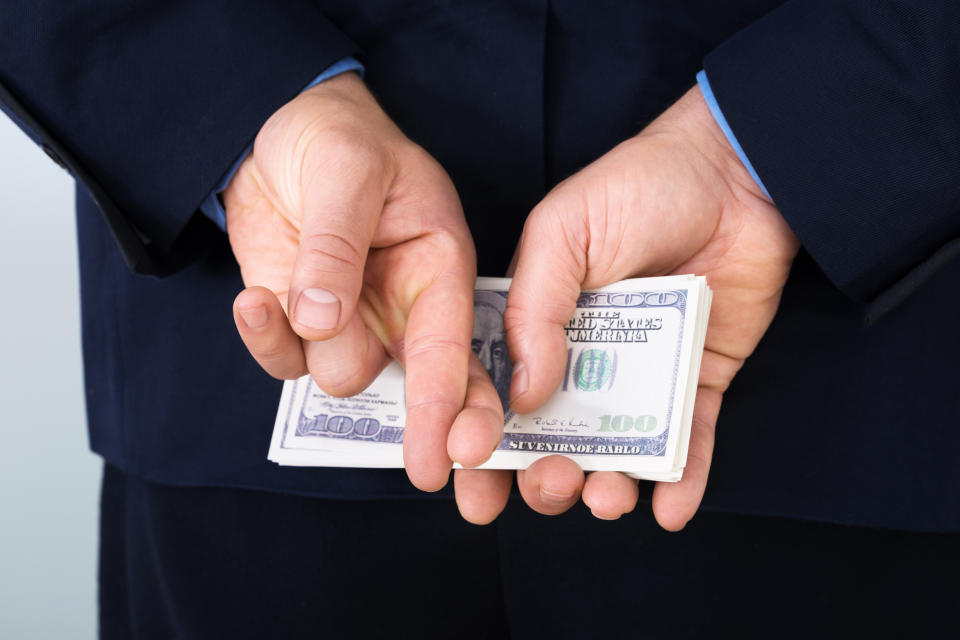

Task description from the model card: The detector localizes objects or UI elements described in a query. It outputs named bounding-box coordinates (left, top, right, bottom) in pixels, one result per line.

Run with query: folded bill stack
left=269, top=275, right=711, bottom=483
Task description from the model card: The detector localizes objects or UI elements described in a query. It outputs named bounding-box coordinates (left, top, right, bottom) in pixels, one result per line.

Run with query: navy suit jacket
left=2, top=1, right=959, bottom=530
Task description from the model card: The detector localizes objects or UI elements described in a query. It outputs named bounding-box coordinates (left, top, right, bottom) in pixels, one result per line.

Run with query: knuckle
left=311, top=361, right=368, bottom=397
left=686, top=449, right=712, bottom=472
left=253, top=340, right=298, bottom=369
left=299, top=232, right=364, bottom=273
left=525, top=198, right=566, bottom=234
left=425, top=229, right=469, bottom=258
left=524, top=196, right=587, bottom=250
left=256, top=342, right=290, bottom=363
left=249, top=341, right=305, bottom=380
left=255, top=104, right=296, bottom=152
left=405, top=398, right=462, bottom=413
left=266, top=366, right=303, bottom=382
left=309, top=128, right=389, bottom=178
left=403, top=334, right=470, bottom=361
left=501, top=306, right=526, bottom=334
left=690, top=414, right=716, bottom=441
left=502, top=306, right=567, bottom=337
left=464, top=382, right=501, bottom=410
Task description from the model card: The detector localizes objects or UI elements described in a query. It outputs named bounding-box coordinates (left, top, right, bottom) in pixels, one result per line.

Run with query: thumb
left=287, top=146, right=389, bottom=342
left=504, top=204, right=588, bottom=413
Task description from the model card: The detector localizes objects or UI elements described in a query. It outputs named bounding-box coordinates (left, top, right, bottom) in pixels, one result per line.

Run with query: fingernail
left=539, top=486, right=574, bottom=506
left=296, top=288, right=340, bottom=331
left=510, top=362, right=529, bottom=400
left=590, top=509, right=621, bottom=521
left=238, top=305, right=268, bottom=329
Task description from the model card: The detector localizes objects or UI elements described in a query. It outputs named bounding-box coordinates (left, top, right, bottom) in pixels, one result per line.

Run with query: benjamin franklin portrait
left=472, top=290, right=512, bottom=413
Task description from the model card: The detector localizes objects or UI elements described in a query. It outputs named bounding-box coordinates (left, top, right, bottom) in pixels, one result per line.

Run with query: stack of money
left=268, top=275, right=711, bottom=482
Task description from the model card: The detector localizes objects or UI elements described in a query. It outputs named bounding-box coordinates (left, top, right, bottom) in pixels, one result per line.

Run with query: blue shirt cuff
left=199, top=57, right=365, bottom=231
left=696, top=69, right=771, bottom=200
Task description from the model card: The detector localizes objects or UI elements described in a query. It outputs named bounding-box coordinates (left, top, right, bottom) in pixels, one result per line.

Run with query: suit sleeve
left=703, top=1, right=960, bottom=317
left=0, top=1, right=360, bottom=275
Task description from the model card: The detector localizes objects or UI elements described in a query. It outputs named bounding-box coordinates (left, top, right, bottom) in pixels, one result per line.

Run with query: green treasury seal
left=574, top=348, right=616, bottom=392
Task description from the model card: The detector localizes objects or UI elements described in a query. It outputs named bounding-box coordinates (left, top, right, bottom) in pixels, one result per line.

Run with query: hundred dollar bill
left=268, top=275, right=711, bottom=482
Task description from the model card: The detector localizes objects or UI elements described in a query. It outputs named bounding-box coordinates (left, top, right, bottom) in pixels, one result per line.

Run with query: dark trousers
left=99, top=465, right=959, bottom=639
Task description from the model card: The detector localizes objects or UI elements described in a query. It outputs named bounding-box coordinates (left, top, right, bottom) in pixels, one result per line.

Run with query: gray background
left=0, top=116, right=100, bottom=638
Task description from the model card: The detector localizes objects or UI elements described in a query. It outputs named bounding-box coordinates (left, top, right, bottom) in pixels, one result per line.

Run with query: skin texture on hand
left=453, top=85, right=800, bottom=529
left=225, top=72, right=505, bottom=492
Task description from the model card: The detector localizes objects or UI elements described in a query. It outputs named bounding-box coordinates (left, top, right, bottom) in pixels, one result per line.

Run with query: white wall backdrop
left=0, top=116, right=100, bottom=638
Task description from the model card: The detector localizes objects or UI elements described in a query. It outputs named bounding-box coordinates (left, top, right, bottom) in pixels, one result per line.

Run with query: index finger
left=401, top=268, right=475, bottom=492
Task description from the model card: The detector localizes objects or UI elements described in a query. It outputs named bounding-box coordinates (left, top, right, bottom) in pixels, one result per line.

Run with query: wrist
left=679, top=85, right=774, bottom=208
left=299, top=68, right=367, bottom=103
left=294, top=70, right=387, bottom=126
left=259, top=68, right=403, bottom=163
left=645, top=85, right=800, bottom=262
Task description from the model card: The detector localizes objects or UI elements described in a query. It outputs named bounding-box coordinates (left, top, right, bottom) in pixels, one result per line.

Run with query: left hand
left=454, top=85, right=800, bottom=529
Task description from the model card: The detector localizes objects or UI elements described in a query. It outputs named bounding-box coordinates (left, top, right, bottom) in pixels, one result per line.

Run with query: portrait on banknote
left=472, top=289, right=512, bottom=412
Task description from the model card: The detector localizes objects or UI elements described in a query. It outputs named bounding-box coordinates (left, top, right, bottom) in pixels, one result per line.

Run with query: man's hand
left=225, top=72, right=504, bottom=491
left=454, top=85, right=800, bottom=528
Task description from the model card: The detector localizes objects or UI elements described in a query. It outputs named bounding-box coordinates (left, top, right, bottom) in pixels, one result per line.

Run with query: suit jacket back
left=5, top=0, right=959, bottom=530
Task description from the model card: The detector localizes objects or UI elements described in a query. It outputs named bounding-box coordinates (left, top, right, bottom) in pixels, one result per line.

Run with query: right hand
left=224, top=72, right=504, bottom=491
left=454, top=85, right=799, bottom=527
